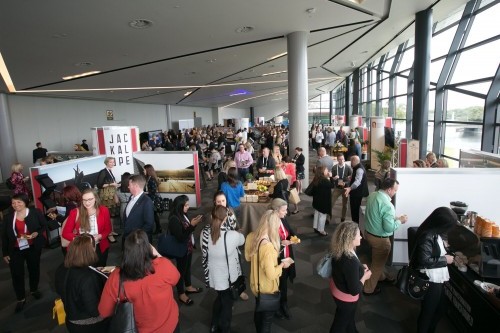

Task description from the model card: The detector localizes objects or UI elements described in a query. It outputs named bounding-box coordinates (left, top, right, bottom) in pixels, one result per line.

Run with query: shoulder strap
left=223, top=231, right=232, bottom=285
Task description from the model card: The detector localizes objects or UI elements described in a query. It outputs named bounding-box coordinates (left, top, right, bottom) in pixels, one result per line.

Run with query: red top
left=98, top=257, right=181, bottom=333
left=283, top=163, right=297, bottom=184
left=278, top=222, right=289, bottom=258
left=62, top=206, right=111, bottom=253
left=15, top=219, right=33, bottom=247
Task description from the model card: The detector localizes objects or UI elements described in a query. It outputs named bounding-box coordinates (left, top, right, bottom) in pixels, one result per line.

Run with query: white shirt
left=126, top=191, right=144, bottom=217
left=421, top=235, right=450, bottom=283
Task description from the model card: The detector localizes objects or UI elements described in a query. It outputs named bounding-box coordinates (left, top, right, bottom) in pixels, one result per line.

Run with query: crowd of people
left=1, top=124, right=459, bottom=333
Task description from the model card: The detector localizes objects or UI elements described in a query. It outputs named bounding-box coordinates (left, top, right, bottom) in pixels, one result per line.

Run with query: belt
left=367, top=231, right=390, bottom=239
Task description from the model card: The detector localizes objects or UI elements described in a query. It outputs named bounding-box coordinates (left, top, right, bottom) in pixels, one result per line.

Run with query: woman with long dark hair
left=144, top=164, right=162, bottom=234
left=203, top=205, right=245, bottom=332
left=168, top=195, right=204, bottom=305
left=310, top=166, right=334, bottom=236
left=99, top=230, right=180, bottom=332
left=413, top=207, right=457, bottom=333
left=54, top=185, right=82, bottom=255
left=55, top=234, right=109, bottom=332
left=62, top=188, right=112, bottom=267
left=2, top=193, right=46, bottom=312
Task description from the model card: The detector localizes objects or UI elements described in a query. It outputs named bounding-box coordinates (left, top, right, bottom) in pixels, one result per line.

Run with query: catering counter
left=444, top=265, right=500, bottom=333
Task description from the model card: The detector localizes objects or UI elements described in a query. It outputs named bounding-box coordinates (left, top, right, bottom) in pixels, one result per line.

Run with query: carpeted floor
left=0, top=151, right=457, bottom=333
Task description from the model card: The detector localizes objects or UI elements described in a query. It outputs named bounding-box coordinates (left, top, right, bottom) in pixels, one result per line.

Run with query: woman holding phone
left=168, top=195, right=204, bottom=306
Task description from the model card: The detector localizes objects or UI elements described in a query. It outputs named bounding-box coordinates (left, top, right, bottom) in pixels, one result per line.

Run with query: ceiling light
left=184, top=91, right=192, bottom=96
left=128, top=19, right=154, bottom=29
left=62, top=71, right=101, bottom=80
left=271, top=98, right=283, bottom=101
left=75, top=62, right=93, bottom=67
left=206, top=59, right=217, bottom=63
left=275, top=92, right=288, bottom=95
left=0, top=52, right=16, bottom=92
left=267, top=52, right=287, bottom=61
left=306, top=8, right=317, bottom=14
left=235, top=26, right=254, bottom=33
left=262, top=70, right=287, bottom=76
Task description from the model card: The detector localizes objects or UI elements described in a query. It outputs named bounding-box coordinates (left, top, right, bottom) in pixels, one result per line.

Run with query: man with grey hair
left=316, top=147, right=334, bottom=172
left=344, top=156, right=369, bottom=223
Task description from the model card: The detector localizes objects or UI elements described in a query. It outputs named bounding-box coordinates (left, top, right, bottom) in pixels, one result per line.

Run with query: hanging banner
left=370, top=117, right=386, bottom=169
left=92, top=126, right=139, bottom=177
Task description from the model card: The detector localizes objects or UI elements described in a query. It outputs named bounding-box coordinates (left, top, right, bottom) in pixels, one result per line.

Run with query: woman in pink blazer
left=62, top=188, right=112, bottom=266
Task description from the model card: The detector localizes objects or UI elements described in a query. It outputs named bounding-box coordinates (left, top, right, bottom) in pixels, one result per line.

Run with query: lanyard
left=107, top=168, right=115, bottom=182
left=336, top=165, right=344, bottom=179
left=12, top=209, right=29, bottom=237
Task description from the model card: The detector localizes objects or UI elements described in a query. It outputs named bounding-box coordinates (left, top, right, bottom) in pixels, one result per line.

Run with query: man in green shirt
left=363, top=178, right=408, bottom=295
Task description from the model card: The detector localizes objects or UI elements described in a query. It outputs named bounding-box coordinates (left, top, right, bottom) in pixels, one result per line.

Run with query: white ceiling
left=0, top=0, right=467, bottom=110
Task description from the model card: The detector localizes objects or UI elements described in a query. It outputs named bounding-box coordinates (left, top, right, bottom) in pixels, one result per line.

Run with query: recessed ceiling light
left=184, top=91, right=192, bottom=96
left=306, top=8, right=316, bottom=14
left=361, top=50, right=368, bottom=54
left=75, top=62, right=93, bottom=67
left=62, top=70, right=101, bottom=80
left=262, top=70, right=287, bottom=77
left=128, top=19, right=154, bottom=29
left=235, top=26, right=254, bottom=33
left=206, top=59, right=217, bottom=63
left=267, top=52, right=287, bottom=61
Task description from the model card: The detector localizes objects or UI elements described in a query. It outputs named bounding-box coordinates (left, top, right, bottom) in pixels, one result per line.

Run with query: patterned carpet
left=0, top=151, right=457, bottom=332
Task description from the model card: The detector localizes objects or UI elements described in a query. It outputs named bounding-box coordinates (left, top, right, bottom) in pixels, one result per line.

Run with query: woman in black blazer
left=2, top=194, right=47, bottom=313
left=292, top=147, right=305, bottom=193
left=168, top=195, right=203, bottom=306
left=270, top=167, right=289, bottom=203
left=311, top=166, right=335, bottom=236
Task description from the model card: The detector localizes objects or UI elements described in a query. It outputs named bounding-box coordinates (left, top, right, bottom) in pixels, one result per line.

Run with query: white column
left=0, top=93, right=17, bottom=180
left=287, top=31, right=309, bottom=184
left=166, top=104, right=172, bottom=130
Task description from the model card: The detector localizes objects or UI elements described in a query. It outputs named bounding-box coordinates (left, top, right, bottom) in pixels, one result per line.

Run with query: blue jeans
left=238, top=167, right=249, bottom=181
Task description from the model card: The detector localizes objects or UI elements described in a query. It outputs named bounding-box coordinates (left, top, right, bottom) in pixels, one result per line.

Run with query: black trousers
left=254, top=307, right=276, bottom=333
left=95, top=246, right=108, bottom=268
left=279, top=268, right=290, bottom=306
left=417, top=282, right=446, bottom=333
left=9, top=246, right=42, bottom=300
left=349, top=196, right=363, bottom=223
left=176, top=252, right=192, bottom=294
left=330, top=297, right=358, bottom=333
left=211, top=288, right=234, bottom=333
left=66, top=318, right=109, bottom=333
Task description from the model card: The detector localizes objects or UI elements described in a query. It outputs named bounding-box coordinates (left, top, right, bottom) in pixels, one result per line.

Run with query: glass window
left=399, top=47, right=414, bottom=71
left=384, top=56, right=394, bottom=72
left=443, top=123, right=482, bottom=159
left=445, top=90, right=485, bottom=122
left=395, top=96, right=407, bottom=120
left=370, top=84, right=377, bottom=101
left=464, top=3, right=500, bottom=47
left=429, top=90, right=436, bottom=121
left=382, top=99, right=389, bottom=117
left=381, top=79, right=389, bottom=99
left=430, top=59, right=445, bottom=84
left=431, top=24, right=458, bottom=59
left=427, top=121, right=434, bottom=152
left=450, top=39, right=500, bottom=84
left=434, top=5, right=465, bottom=33
left=456, top=81, right=492, bottom=95
left=396, top=76, right=408, bottom=96
left=394, top=120, right=407, bottom=140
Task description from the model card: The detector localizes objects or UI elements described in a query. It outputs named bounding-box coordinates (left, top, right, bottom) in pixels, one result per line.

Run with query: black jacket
left=331, top=253, right=364, bottom=296
left=293, top=153, right=305, bottom=173
left=312, top=177, right=335, bottom=214
left=123, top=193, right=154, bottom=242
left=411, top=232, right=448, bottom=270
left=278, top=218, right=296, bottom=282
left=2, top=208, right=46, bottom=256
left=270, top=179, right=289, bottom=202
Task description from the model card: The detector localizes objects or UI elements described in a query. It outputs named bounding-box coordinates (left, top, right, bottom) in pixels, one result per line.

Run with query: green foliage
left=372, top=146, right=396, bottom=162
left=446, top=106, right=483, bottom=122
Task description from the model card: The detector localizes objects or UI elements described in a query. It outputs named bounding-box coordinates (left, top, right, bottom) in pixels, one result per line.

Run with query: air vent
left=235, top=26, right=254, bottom=33
left=129, top=19, right=154, bottom=29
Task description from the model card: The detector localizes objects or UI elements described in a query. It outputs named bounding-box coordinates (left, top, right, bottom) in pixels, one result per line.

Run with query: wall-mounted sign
left=106, top=110, right=114, bottom=120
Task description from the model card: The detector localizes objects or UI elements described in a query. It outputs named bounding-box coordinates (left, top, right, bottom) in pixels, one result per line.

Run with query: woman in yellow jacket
left=245, top=210, right=294, bottom=333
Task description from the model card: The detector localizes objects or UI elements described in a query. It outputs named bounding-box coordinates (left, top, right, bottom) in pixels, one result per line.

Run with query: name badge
left=18, top=238, right=29, bottom=250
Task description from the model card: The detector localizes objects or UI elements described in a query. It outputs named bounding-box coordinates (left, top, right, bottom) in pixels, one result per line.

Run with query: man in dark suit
left=122, top=175, right=154, bottom=245
left=344, top=156, right=369, bottom=223
left=32, top=142, right=48, bottom=164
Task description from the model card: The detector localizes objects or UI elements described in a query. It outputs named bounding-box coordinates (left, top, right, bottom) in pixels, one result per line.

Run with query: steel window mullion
left=482, top=64, right=500, bottom=152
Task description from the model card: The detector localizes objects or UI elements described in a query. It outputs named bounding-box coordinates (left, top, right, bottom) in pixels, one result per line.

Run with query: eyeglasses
left=82, top=198, right=95, bottom=203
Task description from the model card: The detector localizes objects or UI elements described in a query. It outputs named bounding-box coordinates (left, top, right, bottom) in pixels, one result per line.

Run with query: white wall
left=217, top=107, right=249, bottom=124
left=7, top=95, right=167, bottom=168
left=169, top=105, right=214, bottom=126
left=253, top=101, right=288, bottom=121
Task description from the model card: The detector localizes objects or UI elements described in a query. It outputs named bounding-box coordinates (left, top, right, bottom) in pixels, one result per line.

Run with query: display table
left=239, top=201, right=271, bottom=235
left=444, top=264, right=500, bottom=332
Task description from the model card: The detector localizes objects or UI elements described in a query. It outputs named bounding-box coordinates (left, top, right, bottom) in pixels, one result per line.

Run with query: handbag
left=316, top=253, right=333, bottom=279
left=158, top=233, right=188, bottom=259
left=396, top=240, right=430, bottom=300
left=255, top=239, right=281, bottom=312
left=108, top=275, right=138, bottom=333
left=304, top=182, right=314, bottom=196
left=223, top=232, right=246, bottom=300
left=289, top=188, right=301, bottom=205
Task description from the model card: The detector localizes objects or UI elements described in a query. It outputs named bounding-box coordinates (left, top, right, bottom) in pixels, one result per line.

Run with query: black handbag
left=255, top=239, right=281, bottom=312
left=396, top=240, right=430, bottom=300
left=223, top=232, right=246, bottom=300
left=108, top=275, right=137, bottom=333
left=158, top=233, right=188, bottom=259
left=304, top=182, right=314, bottom=196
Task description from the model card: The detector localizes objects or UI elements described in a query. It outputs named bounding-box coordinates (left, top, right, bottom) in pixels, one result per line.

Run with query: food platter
left=474, top=280, right=500, bottom=294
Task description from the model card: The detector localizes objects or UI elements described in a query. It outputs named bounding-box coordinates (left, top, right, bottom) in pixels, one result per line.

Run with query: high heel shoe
left=15, top=299, right=25, bottom=313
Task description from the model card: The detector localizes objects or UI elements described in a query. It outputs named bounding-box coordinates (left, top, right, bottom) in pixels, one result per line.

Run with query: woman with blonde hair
left=272, top=145, right=282, bottom=164
left=96, top=156, right=120, bottom=218
left=269, top=167, right=289, bottom=203
left=329, top=222, right=371, bottom=333
left=245, top=210, right=294, bottom=332
left=9, top=163, right=30, bottom=196
left=62, top=188, right=112, bottom=267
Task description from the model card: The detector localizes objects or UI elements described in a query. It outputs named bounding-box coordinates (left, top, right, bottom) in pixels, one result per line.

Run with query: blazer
left=331, top=164, right=353, bottom=188
left=123, top=193, right=154, bottom=242
left=2, top=208, right=46, bottom=256
left=278, top=218, right=296, bottom=282
left=62, top=206, right=112, bottom=253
